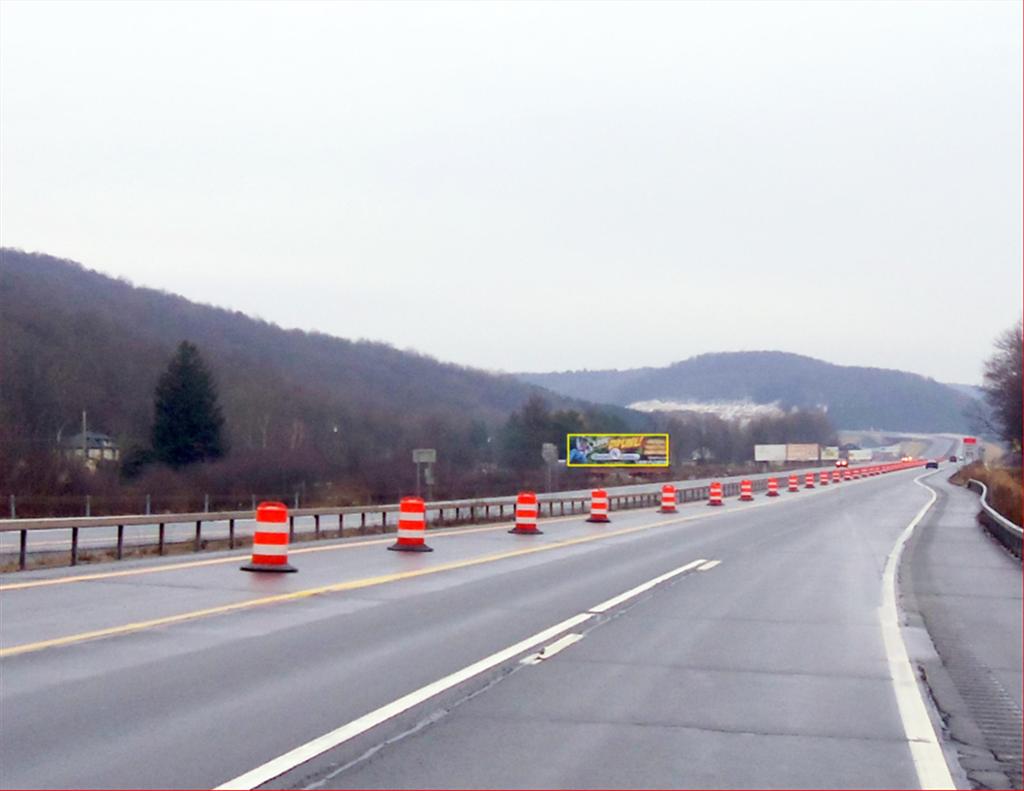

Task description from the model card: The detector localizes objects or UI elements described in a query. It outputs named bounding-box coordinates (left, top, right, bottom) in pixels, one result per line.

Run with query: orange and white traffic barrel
left=708, top=481, right=723, bottom=506
left=766, top=478, right=779, bottom=497
left=739, top=479, right=754, bottom=501
left=659, top=484, right=678, bottom=513
left=843, top=469, right=852, bottom=481
left=388, top=496, right=433, bottom=552
left=586, top=489, right=610, bottom=523
left=819, top=471, right=829, bottom=486
left=241, top=501, right=296, bottom=573
left=832, top=469, right=841, bottom=484
left=805, top=473, right=815, bottom=489
left=509, top=491, right=543, bottom=534
left=788, top=474, right=799, bottom=492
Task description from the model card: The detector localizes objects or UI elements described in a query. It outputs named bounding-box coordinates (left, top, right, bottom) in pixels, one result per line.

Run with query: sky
left=1, top=0, right=1020, bottom=385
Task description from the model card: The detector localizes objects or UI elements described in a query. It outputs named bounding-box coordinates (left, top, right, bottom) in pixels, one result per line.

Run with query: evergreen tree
left=152, top=341, right=226, bottom=467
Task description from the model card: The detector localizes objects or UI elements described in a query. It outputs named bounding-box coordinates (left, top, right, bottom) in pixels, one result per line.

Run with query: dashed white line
left=519, top=633, right=584, bottom=665
left=214, top=557, right=710, bottom=790
left=587, top=559, right=707, bottom=614
left=697, top=559, right=722, bottom=571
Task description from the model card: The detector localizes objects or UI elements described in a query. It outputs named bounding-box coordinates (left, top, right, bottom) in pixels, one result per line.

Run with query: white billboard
left=754, top=444, right=787, bottom=462
left=821, top=446, right=840, bottom=461
left=848, top=449, right=873, bottom=461
left=786, top=443, right=820, bottom=462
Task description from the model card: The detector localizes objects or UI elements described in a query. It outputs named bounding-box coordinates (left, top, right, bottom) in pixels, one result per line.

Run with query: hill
left=0, top=249, right=646, bottom=501
left=519, top=351, right=978, bottom=433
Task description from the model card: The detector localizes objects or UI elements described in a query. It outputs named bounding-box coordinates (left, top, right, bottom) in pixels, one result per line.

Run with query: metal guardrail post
left=19, top=530, right=27, bottom=570
left=229, top=518, right=236, bottom=549
left=194, top=520, right=202, bottom=552
left=71, top=527, right=79, bottom=566
left=158, top=523, right=166, bottom=555
left=116, top=525, right=124, bottom=560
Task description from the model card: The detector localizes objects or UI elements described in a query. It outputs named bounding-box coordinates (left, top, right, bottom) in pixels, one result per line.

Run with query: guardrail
left=967, top=478, right=1023, bottom=558
left=0, top=480, right=759, bottom=570
left=0, top=463, right=922, bottom=571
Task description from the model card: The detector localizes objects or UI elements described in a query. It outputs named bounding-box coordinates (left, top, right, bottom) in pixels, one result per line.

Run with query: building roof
left=62, top=431, right=118, bottom=449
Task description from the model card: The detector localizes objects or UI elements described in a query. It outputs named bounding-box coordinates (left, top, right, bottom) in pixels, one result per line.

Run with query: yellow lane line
left=0, top=517, right=584, bottom=592
left=0, top=507, right=735, bottom=659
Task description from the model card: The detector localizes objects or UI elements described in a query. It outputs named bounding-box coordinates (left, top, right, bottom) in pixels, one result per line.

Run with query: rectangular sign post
left=412, top=449, right=437, bottom=497
left=566, top=434, right=670, bottom=468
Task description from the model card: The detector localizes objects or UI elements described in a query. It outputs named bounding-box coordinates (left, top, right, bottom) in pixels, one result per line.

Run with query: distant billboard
left=754, top=444, right=787, bottom=462
left=786, top=443, right=819, bottom=462
left=566, top=434, right=669, bottom=467
left=821, top=446, right=840, bottom=461
left=848, top=449, right=873, bottom=461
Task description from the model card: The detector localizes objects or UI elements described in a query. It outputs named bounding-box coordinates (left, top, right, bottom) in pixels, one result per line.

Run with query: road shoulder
left=901, top=472, right=1023, bottom=789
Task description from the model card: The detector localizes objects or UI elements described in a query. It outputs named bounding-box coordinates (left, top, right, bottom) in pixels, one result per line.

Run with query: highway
left=0, top=460, right=909, bottom=560
left=5, top=436, right=1015, bottom=789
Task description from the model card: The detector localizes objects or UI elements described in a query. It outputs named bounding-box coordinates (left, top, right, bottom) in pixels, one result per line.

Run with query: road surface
left=6, top=442, right=1007, bottom=789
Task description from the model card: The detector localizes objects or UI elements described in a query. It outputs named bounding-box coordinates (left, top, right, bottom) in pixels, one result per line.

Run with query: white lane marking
left=697, top=560, right=721, bottom=571
left=587, top=559, right=706, bottom=614
left=879, top=473, right=956, bottom=790
left=519, top=633, right=584, bottom=665
left=215, top=558, right=706, bottom=790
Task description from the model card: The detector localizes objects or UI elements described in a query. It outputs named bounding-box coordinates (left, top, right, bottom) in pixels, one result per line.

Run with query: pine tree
left=152, top=341, right=226, bottom=467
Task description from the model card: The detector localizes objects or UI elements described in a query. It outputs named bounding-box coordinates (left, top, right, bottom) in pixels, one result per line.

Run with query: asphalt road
left=903, top=470, right=1022, bottom=789
left=5, top=437, right=996, bottom=790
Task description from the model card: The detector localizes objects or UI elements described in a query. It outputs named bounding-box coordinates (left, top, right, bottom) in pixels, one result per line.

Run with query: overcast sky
left=1, top=0, right=1020, bottom=384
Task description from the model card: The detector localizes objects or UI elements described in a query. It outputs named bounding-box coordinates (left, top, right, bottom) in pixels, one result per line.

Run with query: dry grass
left=952, top=462, right=1022, bottom=527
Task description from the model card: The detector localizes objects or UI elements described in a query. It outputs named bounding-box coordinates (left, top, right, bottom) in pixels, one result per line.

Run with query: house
left=62, top=431, right=121, bottom=465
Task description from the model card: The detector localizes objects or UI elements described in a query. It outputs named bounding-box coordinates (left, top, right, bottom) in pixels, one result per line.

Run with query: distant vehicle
left=949, top=455, right=958, bottom=462
left=900, top=455, right=913, bottom=462
left=925, top=460, right=939, bottom=469
left=835, top=459, right=848, bottom=468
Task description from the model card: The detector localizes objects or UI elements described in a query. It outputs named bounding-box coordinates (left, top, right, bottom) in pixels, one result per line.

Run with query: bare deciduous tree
left=981, top=318, right=1023, bottom=456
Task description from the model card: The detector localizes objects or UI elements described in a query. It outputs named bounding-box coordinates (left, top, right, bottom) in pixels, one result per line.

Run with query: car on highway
left=925, top=460, right=939, bottom=469
left=949, top=455, right=958, bottom=462
left=834, top=459, right=849, bottom=468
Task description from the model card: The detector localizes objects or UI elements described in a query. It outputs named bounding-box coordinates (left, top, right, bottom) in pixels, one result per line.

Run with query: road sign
left=412, top=448, right=437, bottom=463
left=541, top=443, right=558, bottom=464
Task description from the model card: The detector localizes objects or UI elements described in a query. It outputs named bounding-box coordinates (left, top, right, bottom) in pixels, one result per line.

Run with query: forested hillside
left=520, top=351, right=978, bottom=433
left=1, top=250, right=841, bottom=511
left=0, top=250, right=647, bottom=503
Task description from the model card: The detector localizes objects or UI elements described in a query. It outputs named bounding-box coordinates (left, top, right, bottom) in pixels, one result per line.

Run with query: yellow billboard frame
left=565, top=433, right=670, bottom=468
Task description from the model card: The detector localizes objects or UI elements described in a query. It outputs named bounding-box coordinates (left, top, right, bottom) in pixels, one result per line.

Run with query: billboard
left=566, top=434, right=669, bottom=467
left=785, top=443, right=819, bottom=462
left=754, top=444, right=787, bottom=462
left=821, top=446, right=840, bottom=461
left=848, top=449, right=873, bottom=461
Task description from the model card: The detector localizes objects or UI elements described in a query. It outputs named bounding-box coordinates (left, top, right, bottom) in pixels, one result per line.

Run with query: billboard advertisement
left=754, top=444, right=787, bottom=462
left=821, top=446, right=840, bottom=461
left=566, top=434, right=669, bottom=467
left=848, top=449, right=873, bottom=461
left=785, top=443, right=819, bottom=462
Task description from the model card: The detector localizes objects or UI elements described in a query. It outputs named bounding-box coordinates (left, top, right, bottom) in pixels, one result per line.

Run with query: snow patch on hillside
left=628, top=399, right=786, bottom=420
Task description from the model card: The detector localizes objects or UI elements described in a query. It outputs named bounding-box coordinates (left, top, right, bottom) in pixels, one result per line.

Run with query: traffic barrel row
left=241, top=461, right=928, bottom=571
